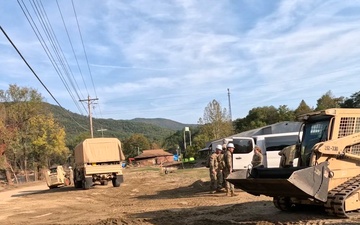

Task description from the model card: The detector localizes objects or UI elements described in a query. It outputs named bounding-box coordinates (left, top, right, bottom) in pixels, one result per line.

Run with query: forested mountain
left=131, top=118, right=195, bottom=130
left=45, top=103, right=180, bottom=143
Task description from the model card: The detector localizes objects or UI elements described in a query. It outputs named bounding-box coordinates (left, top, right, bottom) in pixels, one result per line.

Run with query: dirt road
left=0, top=182, right=48, bottom=204
left=0, top=167, right=359, bottom=225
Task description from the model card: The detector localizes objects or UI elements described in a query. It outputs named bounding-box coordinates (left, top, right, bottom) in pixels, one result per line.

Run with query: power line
left=71, top=0, right=97, bottom=98
left=36, top=0, right=87, bottom=113
left=0, top=25, right=88, bottom=131
left=17, top=0, right=84, bottom=114
left=55, top=0, right=87, bottom=101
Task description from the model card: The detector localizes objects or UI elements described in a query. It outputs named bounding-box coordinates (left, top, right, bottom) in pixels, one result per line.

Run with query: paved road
left=0, top=182, right=49, bottom=204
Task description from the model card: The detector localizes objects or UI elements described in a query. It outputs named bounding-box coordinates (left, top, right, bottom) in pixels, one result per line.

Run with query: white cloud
left=1, top=0, right=360, bottom=123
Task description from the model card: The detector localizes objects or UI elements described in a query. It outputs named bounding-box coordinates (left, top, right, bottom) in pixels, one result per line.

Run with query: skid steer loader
left=227, top=108, right=360, bottom=218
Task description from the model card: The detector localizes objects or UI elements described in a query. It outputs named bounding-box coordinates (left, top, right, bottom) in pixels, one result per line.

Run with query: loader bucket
left=227, top=161, right=331, bottom=202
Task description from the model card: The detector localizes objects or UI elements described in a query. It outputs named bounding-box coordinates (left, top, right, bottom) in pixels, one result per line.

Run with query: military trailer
left=73, top=138, right=125, bottom=189
left=44, top=165, right=73, bottom=189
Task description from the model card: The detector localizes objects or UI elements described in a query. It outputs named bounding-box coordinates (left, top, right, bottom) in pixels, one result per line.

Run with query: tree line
left=161, top=90, right=360, bottom=158
left=1, top=84, right=359, bottom=184
left=0, top=85, right=68, bottom=184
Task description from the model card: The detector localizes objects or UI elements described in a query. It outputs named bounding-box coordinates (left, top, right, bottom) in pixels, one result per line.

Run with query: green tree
left=340, top=91, right=360, bottom=108
left=162, top=130, right=183, bottom=151
left=0, top=85, right=44, bottom=182
left=278, top=105, right=296, bottom=121
left=123, top=134, right=151, bottom=158
left=28, top=114, right=69, bottom=170
left=234, top=106, right=281, bottom=133
left=200, top=99, right=233, bottom=140
left=315, top=91, right=343, bottom=110
left=247, top=106, right=279, bottom=125
left=294, top=100, right=313, bottom=118
left=0, top=85, right=68, bottom=182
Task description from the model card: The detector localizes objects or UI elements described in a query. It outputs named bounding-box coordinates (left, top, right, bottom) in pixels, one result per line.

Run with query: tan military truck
left=73, top=138, right=125, bottom=189
left=44, top=165, right=73, bottom=189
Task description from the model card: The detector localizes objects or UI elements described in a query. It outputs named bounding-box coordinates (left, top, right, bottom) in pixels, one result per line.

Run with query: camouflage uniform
left=217, top=152, right=225, bottom=190
left=223, top=150, right=234, bottom=195
left=209, top=152, right=218, bottom=193
left=279, top=145, right=296, bottom=168
left=251, top=150, right=263, bottom=167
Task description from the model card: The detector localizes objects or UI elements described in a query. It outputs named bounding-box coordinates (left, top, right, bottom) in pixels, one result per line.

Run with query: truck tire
left=112, top=177, right=120, bottom=187
left=112, top=179, right=120, bottom=187
left=112, top=175, right=123, bottom=187
left=73, top=170, right=82, bottom=188
left=74, top=180, right=82, bottom=188
left=82, top=177, right=93, bottom=190
left=100, top=180, right=108, bottom=185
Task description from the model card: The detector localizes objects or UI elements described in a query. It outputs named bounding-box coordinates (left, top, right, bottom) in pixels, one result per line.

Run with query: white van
left=210, top=138, right=232, bottom=152
left=231, top=132, right=301, bottom=170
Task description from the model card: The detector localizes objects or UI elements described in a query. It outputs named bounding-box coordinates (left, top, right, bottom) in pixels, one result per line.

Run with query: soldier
left=251, top=145, right=263, bottom=168
left=279, top=144, right=296, bottom=168
left=224, top=143, right=237, bottom=196
left=209, top=145, right=219, bottom=194
left=216, top=145, right=225, bottom=192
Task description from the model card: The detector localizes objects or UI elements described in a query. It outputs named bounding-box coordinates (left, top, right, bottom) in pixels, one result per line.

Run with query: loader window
left=265, top=135, right=298, bottom=152
left=300, top=119, right=331, bottom=166
left=233, top=139, right=254, bottom=154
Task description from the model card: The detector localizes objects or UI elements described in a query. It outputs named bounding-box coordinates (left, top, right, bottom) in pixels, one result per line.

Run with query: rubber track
left=324, top=174, right=360, bottom=218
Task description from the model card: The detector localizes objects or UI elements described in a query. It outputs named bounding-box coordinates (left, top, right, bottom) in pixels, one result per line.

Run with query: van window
left=233, top=139, right=253, bottom=154
left=265, top=135, right=298, bottom=152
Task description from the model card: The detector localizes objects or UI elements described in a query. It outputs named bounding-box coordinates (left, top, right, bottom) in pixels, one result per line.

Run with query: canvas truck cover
left=74, top=138, right=125, bottom=164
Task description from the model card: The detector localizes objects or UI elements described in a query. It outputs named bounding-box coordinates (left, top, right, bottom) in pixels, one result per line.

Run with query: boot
left=231, top=191, right=238, bottom=197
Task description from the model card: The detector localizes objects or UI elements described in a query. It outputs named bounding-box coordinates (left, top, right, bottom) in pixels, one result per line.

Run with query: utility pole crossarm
left=79, top=95, right=99, bottom=138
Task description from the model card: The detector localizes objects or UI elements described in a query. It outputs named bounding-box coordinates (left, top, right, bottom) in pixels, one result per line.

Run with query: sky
left=1, top=0, right=360, bottom=124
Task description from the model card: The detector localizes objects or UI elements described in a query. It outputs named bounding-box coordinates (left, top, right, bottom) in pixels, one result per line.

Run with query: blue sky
left=1, top=0, right=360, bottom=124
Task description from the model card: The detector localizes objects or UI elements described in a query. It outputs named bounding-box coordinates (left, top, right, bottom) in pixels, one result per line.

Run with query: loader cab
left=299, top=115, right=332, bottom=167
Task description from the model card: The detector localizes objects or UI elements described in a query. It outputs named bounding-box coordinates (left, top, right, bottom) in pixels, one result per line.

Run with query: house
left=134, top=149, right=174, bottom=166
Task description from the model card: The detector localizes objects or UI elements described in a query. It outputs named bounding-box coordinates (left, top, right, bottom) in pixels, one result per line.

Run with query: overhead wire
left=0, top=26, right=88, bottom=131
left=17, top=0, right=84, bottom=114
left=37, top=0, right=88, bottom=113
left=71, top=0, right=104, bottom=119
left=54, top=0, right=87, bottom=102
left=31, top=0, right=88, bottom=114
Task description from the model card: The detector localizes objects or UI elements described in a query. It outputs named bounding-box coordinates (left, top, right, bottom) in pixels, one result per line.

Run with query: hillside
left=131, top=118, right=195, bottom=130
left=45, top=103, right=185, bottom=142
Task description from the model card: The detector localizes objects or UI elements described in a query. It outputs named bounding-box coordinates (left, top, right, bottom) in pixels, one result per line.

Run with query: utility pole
left=80, top=95, right=98, bottom=138
left=227, top=88, right=232, bottom=121
left=97, top=128, right=107, bottom=137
